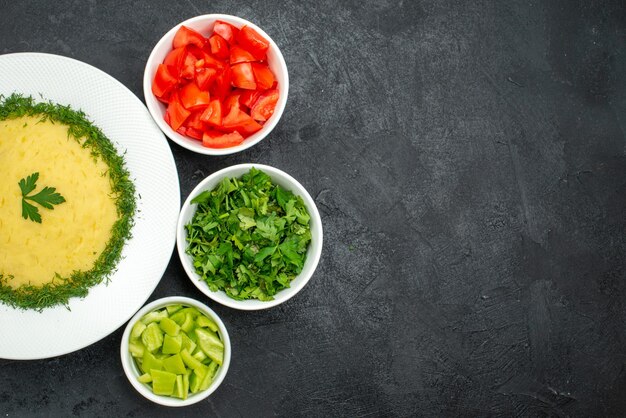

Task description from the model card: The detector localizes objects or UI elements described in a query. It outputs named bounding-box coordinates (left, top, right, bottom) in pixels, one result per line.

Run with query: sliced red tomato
left=229, top=45, right=256, bottom=64
left=187, top=45, right=226, bottom=70
left=209, top=34, right=229, bottom=60
left=185, top=127, right=204, bottom=140
left=155, top=92, right=172, bottom=104
left=178, top=123, right=204, bottom=140
left=180, top=52, right=198, bottom=79
left=223, top=92, right=242, bottom=113
left=236, top=26, right=269, bottom=60
left=250, top=89, right=279, bottom=121
left=210, top=67, right=231, bottom=100
left=186, top=44, right=205, bottom=60
left=213, top=21, right=239, bottom=45
left=221, top=105, right=240, bottom=125
left=230, top=63, right=256, bottom=90
left=184, top=110, right=205, bottom=130
left=166, top=93, right=191, bottom=131
left=251, top=63, right=276, bottom=90
left=204, top=54, right=227, bottom=70
left=202, top=130, right=245, bottom=148
left=195, top=67, right=217, bottom=90
left=153, top=20, right=281, bottom=148
left=163, top=47, right=187, bottom=73
left=179, top=82, right=210, bottom=110
left=222, top=106, right=263, bottom=135
left=239, top=89, right=262, bottom=108
left=152, top=64, right=179, bottom=98
left=200, top=99, right=222, bottom=126
left=173, top=26, right=206, bottom=49
left=234, top=116, right=263, bottom=135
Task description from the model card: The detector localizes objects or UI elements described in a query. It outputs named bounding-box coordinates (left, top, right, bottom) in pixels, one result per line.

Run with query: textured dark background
left=1, top=0, right=625, bottom=416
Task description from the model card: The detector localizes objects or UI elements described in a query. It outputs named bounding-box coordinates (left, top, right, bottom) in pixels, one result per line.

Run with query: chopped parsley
left=185, top=168, right=312, bottom=301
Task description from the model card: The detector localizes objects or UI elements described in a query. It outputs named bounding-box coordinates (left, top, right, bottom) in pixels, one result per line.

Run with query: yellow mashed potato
left=0, top=116, right=118, bottom=287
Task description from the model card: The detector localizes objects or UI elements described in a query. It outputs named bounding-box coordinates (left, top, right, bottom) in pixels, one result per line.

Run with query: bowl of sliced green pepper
left=120, top=296, right=231, bottom=406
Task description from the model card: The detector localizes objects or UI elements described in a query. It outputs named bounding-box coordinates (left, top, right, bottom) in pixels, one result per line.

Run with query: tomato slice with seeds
left=173, top=26, right=206, bottom=49
left=250, top=89, right=279, bottom=122
left=230, top=63, right=256, bottom=90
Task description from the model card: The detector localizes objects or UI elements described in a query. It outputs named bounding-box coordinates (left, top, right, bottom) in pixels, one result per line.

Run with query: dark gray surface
left=1, top=0, right=625, bottom=416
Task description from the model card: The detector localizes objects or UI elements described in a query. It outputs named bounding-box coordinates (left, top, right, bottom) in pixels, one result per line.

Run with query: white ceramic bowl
left=143, top=14, right=289, bottom=155
left=120, top=296, right=231, bottom=407
left=177, top=164, right=323, bottom=310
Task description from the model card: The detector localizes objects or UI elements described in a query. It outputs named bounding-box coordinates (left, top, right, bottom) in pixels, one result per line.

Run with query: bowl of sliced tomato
left=144, top=15, right=288, bottom=155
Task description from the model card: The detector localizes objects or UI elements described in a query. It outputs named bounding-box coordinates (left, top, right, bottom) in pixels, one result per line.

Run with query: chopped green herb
left=18, top=172, right=66, bottom=223
left=185, top=168, right=312, bottom=301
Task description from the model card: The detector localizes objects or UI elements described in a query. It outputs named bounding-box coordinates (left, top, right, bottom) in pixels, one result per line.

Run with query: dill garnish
left=0, top=93, right=136, bottom=311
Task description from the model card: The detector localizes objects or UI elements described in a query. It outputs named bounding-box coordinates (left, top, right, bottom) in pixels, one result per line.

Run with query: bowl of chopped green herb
left=176, top=164, right=323, bottom=310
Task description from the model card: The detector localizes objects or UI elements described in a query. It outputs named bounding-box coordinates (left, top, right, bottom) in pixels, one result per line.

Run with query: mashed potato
left=0, top=116, right=118, bottom=287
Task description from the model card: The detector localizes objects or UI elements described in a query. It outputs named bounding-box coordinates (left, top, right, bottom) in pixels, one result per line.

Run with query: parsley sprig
left=186, top=168, right=312, bottom=301
left=19, top=172, right=66, bottom=223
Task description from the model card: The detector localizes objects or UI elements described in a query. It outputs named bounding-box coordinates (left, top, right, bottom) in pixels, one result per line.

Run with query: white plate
left=0, top=53, right=180, bottom=360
